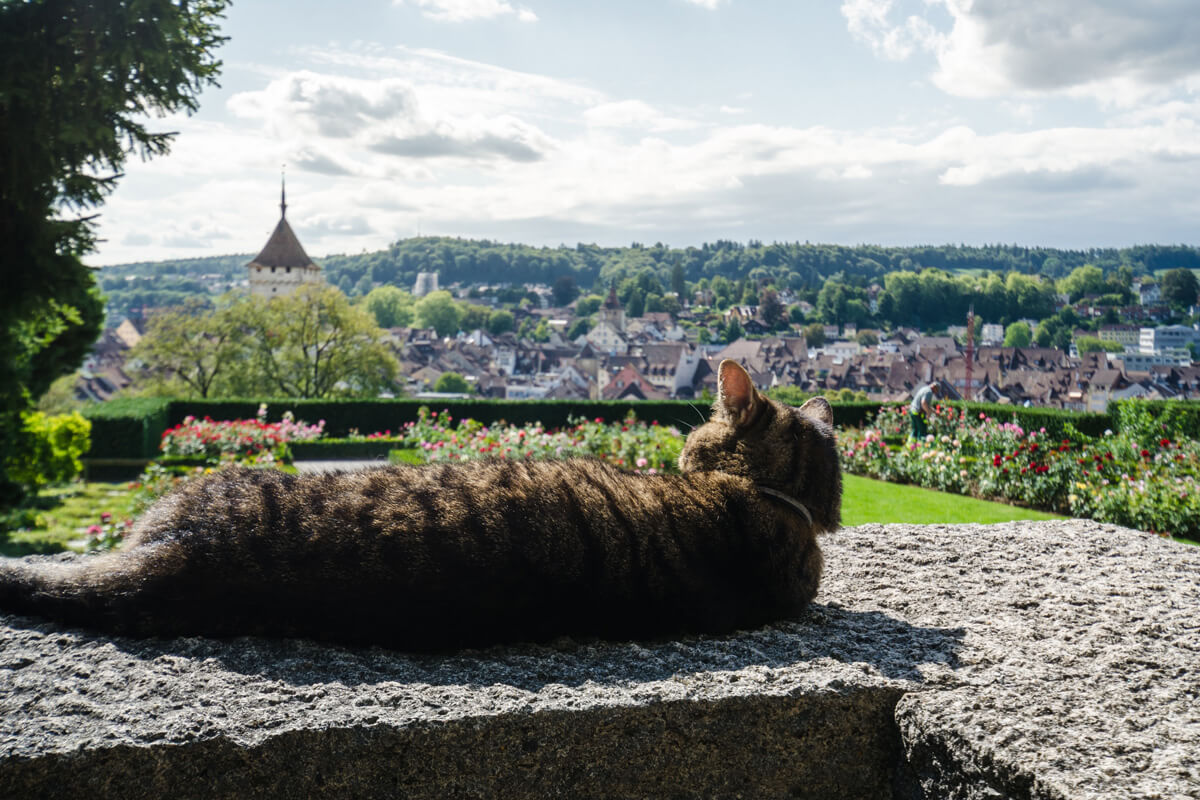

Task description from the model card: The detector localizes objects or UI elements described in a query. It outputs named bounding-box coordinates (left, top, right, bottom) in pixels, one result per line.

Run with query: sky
left=90, top=0, right=1200, bottom=266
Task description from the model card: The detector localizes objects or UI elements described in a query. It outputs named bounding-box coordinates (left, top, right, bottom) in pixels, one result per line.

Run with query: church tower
left=247, top=178, right=323, bottom=298
left=597, top=281, right=625, bottom=333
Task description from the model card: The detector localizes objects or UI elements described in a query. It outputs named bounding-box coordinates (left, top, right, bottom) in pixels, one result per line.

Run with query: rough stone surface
left=0, top=520, right=1197, bottom=799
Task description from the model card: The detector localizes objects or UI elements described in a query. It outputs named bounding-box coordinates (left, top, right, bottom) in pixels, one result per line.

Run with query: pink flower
left=636, top=458, right=648, bottom=468
left=87, top=525, right=102, bottom=535
left=100, top=512, right=112, bottom=522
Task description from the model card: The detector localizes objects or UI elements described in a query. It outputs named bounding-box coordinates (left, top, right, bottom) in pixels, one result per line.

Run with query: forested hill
left=95, top=239, right=1200, bottom=319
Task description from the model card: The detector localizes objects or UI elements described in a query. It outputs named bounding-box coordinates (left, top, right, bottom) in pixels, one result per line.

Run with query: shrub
left=158, top=405, right=324, bottom=462
left=4, top=411, right=91, bottom=492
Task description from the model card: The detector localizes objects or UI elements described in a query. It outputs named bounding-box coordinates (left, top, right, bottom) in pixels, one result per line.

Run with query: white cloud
left=397, top=0, right=537, bottom=23
left=844, top=0, right=1200, bottom=107
left=90, top=40, right=1200, bottom=265
left=583, top=100, right=699, bottom=132
left=682, top=0, right=726, bottom=9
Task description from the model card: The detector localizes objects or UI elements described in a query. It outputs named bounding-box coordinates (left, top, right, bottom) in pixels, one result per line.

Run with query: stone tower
left=597, top=281, right=625, bottom=333
left=247, top=179, right=323, bottom=298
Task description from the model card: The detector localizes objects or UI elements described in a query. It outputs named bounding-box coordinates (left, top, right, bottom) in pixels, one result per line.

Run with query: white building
left=246, top=182, right=323, bottom=298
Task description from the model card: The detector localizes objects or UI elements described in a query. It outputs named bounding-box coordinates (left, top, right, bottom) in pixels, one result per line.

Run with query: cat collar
left=755, top=485, right=813, bottom=526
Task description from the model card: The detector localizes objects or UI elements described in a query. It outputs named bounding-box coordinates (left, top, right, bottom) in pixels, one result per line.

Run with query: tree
left=552, top=275, right=580, bottom=307
left=363, top=286, right=414, bottom=328
left=0, top=0, right=228, bottom=502
left=240, top=285, right=398, bottom=399
left=1003, top=321, right=1033, bottom=348
left=487, top=309, right=515, bottom=336
left=414, top=290, right=463, bottom=337
left=759, top=289, right=785, bottom=330
left=433, top=372, right=470, bottom=394
left=804, top=323, right=826, bottom=347
left=1161, top=269, right=1199, bottom=308
left=856, top=330, right=879, bottom=347
left=574, top=294, right=603, bottom=317
left=724, top=318, right=744, bottom=343
left=1059, top=265, right=1105, bottom=301
left=131, top=296, right=245, bottom=398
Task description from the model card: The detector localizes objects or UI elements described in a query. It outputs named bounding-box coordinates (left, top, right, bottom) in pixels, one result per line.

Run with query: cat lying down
left=0, top=360, right=840, bottom=650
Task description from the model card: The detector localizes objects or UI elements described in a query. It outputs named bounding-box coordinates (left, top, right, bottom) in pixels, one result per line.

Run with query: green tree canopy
left=238, top=285, right=399, bottom=399
left=0, top=0, right=228, bottom=502
left=1003, top=321, right=1033, bottom=348
left=130, top=296, right=245, bottom=398
left=1160, top=268, right=1199, bottom=308
left=433, top=372, right=470, bottom=394
left=414, top=290, right=463, bottom=337
left=364, top=285, right=415, bottom=328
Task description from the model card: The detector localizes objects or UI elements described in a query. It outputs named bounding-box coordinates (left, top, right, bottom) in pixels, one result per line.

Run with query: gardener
left=909, top=382, right=941, bottom=440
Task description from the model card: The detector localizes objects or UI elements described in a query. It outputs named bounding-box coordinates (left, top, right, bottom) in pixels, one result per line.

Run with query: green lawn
left=841, top=473, right=1064, bottom=526
left=0, top=482, right=138, bottom=556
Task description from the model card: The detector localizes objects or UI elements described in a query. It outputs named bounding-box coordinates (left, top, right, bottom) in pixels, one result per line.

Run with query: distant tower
left=413, top=272, right=439, bottom=298
left=598, top=281, right=625, bottom=333
left=247, top=176, right=323, bottom=298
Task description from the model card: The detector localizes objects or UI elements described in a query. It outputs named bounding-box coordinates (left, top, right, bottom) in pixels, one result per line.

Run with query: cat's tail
left=0, top=549, right=159, bottom=634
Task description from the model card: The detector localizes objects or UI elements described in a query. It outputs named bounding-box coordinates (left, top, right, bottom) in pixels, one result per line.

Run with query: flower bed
left=159, top=405, right=325, bottom=463
left=397, top=408, right=684, bottom=473
left=843, top=402, right=1200, bottom=539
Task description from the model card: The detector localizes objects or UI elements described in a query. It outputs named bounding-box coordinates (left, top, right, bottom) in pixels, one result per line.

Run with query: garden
left=3, top=399, right=1196, bottom=555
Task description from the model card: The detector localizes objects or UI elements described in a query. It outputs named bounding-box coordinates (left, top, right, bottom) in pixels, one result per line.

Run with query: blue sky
left=92, top=0, right=1200, bottom=265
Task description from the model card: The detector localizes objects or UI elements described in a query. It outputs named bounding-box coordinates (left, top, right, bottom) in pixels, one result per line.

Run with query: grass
left=0, top=481, right=138, bottom=556
left=841, top=473, right=1064, bottom=526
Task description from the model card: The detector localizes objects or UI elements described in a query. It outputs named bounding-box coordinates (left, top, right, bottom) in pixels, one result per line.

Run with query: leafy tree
left=1059, top=265, right=1105, bottom=301
left=0, top=0, right=228, bottom=502
left=574, top=294, right=603, bottom=317
left=363, top=286, right=415, bottom=328
left=239, top=285, right=399, bottom=399
left=856, top=330, right=879, bottom=347
left=804, top=323, right=826, bottom=347
left=724, top=318, right=744, bottom=344
left=130, top=296, right=246, bottom=398
left=414, top=290, right=463, bottom=337
left=1003, top=321, right=1033, bottom=348
left=487, top=309, right=515, bottom=336
left=566, top=318, right=590, bottom=339
left=1160, top=268, right=1199, bottom=308
left=459, top=303, right=490, bottom=332
left=552, top=275, right=580, bottom=307
left=759, top=289, right=785, bottom=330
left=433, top=372, right=470, bottom=394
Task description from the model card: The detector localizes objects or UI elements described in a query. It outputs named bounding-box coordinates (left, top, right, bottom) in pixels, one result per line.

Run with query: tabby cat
left=0, top=360, right=840, bottom=650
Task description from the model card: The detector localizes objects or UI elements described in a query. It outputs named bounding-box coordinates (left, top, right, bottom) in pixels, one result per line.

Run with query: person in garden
left=909, top=382, right=941, bottom=440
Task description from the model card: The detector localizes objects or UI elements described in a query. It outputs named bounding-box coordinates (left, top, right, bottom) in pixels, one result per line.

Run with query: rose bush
left=843, top=402, right=1200, bottom=539
left=159, top=405, right=325, bottom=462
left=399, top=407, right=684, bottom=473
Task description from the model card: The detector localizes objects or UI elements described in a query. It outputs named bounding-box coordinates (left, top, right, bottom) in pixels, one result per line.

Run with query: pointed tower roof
left=247, top=177, right=318, bottom=270
left=604, top=280, right=622, bottom=310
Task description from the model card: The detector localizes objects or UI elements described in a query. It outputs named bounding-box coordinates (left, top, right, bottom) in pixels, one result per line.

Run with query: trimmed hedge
left=81, top=398, right=170, bottom=460
left=1109, top=398, right=1200, bottom=439
left=80, top=395, right=1133, bottom=460
left=167, top=398, right=711, bottom=438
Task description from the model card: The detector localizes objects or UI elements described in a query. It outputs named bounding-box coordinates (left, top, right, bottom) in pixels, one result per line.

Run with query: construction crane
left=965, top=305, right=975, bottom=402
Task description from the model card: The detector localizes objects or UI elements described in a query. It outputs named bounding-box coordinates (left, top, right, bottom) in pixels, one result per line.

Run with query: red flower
left=1160, top=438, right=1170, bottom=447
left=1141, top=449, right=1150, bottom=458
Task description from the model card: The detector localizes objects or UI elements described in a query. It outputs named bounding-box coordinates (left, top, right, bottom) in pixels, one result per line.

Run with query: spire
left=280, top=166, right=287, bottom=218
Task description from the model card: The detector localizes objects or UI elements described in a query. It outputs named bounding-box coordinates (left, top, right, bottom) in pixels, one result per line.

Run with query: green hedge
left=80, top=395, right=1130, bottom=461
left=166, top=398, right=712, bottom=438
left=81, top=398, right=170, bottom=460
left=1109, top=399, right=1200, bottom=439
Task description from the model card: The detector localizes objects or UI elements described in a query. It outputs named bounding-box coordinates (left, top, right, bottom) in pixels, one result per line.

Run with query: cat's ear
left=717, top=359, right=761, bottom=427
left=799, top=396, right=833, bottom=426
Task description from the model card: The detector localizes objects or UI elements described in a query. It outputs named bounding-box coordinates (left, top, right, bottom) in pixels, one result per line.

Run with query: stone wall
left=1, top=520, right=1197, bottom=799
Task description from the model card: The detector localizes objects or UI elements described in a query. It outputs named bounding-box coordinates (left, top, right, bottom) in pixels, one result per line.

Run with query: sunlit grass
left=0, top=481, right=138, bottom=556
left=842, top=473, right=1064, bottom=526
